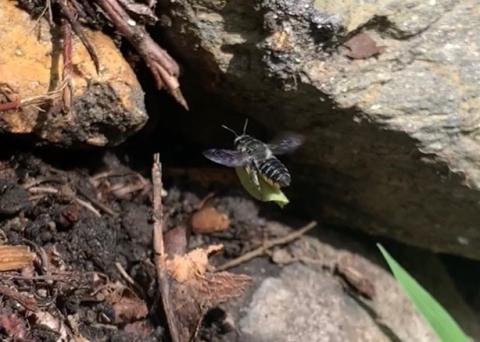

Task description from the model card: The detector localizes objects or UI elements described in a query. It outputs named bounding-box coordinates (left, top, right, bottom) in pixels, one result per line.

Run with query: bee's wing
left=203, top=149, right=250, bottom=167
left=267, top=132, right=304, bottom=155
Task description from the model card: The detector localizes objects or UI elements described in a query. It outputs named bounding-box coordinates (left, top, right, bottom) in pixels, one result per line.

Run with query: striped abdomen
left=256, top=157, right=291, bottom=188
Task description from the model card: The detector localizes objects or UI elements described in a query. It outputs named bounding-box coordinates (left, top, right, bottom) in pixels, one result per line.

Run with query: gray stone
left=220, top=221, right=480, bottom=341
left=239, top=263, right=435, bottom=342
left=158, top=0, right=480, bottom=259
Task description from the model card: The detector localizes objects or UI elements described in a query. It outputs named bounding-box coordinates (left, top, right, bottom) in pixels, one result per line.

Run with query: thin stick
left=115, top=262, right=135, bottom=286
left=216, top=221, right=317, bottom=271
left=0, top=286, right=38, bottom=312
left=152, top=153, right=180, bottom=342
left=75, top=198, right=102, bottom=218
left=58, top=0, right=100, bottom=72
left=0, top=100, right=20, bottom=111
left=61, top=19, right=73, bottom=112
left=76, top=188, right=117, bottom=217
left=96, top=0, right=188, bottom=110
left=28, top=186, right=102, bottom=218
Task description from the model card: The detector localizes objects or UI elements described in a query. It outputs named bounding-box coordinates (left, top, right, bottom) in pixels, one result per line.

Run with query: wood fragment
left=0, top=100, right=20, bottom=112
left=0, top=286, right=38, bottom=311
left=216, top=221, right=317, bottom=271
left=61, top=19, right=73, bottom=112
left=151, top=153, right=180, bottom=342
left=336, top=254, right=376, bottom=299
left=76, top=187, right=117, bottom=217
left=58, top=0, right=100, bottom=72
left=0, top=245, right=34, bottom=272
left=96, top=0, right=188, bottom=109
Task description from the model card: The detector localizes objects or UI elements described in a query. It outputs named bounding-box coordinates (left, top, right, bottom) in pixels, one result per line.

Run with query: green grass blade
left=377, top=244, right=470, bottom=342
left=235, top=167, right=289, bottom=208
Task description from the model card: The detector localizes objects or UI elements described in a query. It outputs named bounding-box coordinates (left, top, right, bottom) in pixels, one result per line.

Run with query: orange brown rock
left=0, top=1, right=147, bottom=146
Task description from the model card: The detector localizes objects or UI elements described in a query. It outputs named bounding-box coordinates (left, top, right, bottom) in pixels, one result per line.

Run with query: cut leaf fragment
left=164, top=244, right=251, bottom=341
left=377, top=244, right=470, bottom=342
left=235, top=167, right=289, bottom=207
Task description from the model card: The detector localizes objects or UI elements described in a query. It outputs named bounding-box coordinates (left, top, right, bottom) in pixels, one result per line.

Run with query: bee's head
left=222, top=119, right=249, bottom=143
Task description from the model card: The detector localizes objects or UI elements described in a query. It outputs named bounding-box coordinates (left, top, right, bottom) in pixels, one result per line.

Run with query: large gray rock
left=239, top=264, right=434, bottom=342
left=217, top=220, right=480, bottom=341
left=158, top=0, right=480, bottom=259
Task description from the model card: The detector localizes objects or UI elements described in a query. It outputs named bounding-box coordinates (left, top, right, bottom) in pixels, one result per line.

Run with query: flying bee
left=203, top=120, right=304, bottom=190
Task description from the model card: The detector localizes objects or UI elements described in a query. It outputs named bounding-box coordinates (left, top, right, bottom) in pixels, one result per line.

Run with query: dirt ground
left=0, top=144, right=319, bottom=342
left=0, top=140, right=479, bottom=342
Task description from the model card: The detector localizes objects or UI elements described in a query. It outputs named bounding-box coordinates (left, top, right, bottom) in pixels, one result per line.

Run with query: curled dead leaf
left=101, top=282, right=148, bottom=324
left=166, top=245, right=223, bottom=282
left=336, top=254, right=376, bottom=299
left=165, top=243, right=251, bottom=341
left=112, top=296, right=149, bottom=324
left=190, top=206, right=230, bottom=234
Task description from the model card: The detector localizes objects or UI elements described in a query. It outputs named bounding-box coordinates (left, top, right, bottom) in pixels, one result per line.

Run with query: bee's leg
left=247, top=166, right=261, bottom=190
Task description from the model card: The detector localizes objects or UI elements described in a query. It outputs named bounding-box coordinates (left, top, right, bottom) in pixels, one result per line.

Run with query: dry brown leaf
left=166, top=245, right=223, bottom=282
left=343, top=32, right=385, bottom=59
left=191, top=206, right=230, bottom=234
left=0, top=245, right=34, bottom=271
left=0, top=313, right=28, bottom=341
left=162, top=244, right=250, bottom=341
left=101, top=282, right=148, bottom=324
left=112, top=296, right=148, bottom=324
left=169, top=271, right=251, bottom=341
left=336, top=254, right=376, bottom=299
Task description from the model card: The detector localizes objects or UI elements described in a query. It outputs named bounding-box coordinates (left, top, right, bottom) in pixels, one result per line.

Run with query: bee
left=203, top=120, right=303, bottom=189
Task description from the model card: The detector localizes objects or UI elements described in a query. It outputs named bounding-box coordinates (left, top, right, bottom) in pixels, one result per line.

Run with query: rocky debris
left=231, top=221, right=480, bottom=341
left=0, top=150, right=478, bottom=341
left=0, top=0, right=147, bottom=147
left=239, top=264, right=427, bottom=342
left=157, top=0, right=480, bottom=259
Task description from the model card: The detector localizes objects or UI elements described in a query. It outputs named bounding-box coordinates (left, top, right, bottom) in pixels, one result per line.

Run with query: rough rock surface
left=0, top=1, right=147, bottom=146
left=221, top=221, right=448, bottom=342
left=158, top=0, right=480, bottom=259
left=228, top=221, right=480, bottom=341
left=239, top=264, right=430, bottom=342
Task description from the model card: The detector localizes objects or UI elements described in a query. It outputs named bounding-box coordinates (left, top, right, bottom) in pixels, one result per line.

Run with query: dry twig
left=151, top=153, right=180, bottom=342
left=57, top=0, right=100, bottom=72
left=97, top=0, right=188, bottom=109
left=216, top=221, right=317, bottom=271
left=61, top=18, right=73, bottom=112
left=0, top=286, right=38, bottom=312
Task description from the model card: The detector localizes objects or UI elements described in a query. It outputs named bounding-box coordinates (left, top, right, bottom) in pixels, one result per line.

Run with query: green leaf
left=377, top=244, right=470, bottom=342
left=235, top=167, right=289, bottom=208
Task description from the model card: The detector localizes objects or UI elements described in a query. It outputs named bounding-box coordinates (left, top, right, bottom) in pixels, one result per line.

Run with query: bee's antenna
left=242, top=118, right=249, bottom=135
left=221, top=125, right=238, bottom=137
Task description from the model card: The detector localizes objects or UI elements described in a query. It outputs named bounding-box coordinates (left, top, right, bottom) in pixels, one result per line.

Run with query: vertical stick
left=61, top=19, right=73, bottom=112
left=151, top=153, right=179, bottom=342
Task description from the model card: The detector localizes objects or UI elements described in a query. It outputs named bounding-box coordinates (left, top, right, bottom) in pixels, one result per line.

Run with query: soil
left=0, top=144, right=311, bottom=342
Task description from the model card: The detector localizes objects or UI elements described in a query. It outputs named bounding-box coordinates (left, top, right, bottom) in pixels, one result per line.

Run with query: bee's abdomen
left=257, top=157, right=291, bottom=187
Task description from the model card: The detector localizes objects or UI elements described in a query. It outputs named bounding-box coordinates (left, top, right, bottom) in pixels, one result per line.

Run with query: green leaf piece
left=377, top=243, right=470, bottom=342
left=235, top=167, right=289, bottom=208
